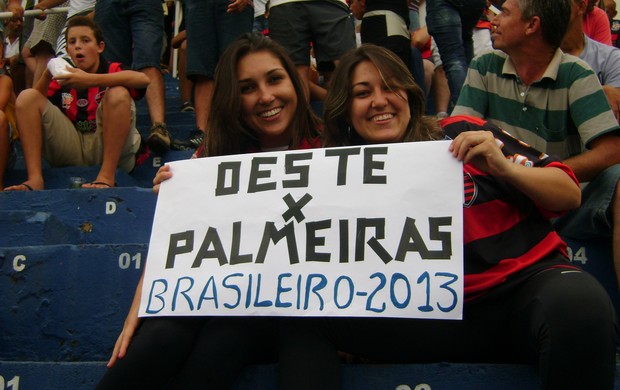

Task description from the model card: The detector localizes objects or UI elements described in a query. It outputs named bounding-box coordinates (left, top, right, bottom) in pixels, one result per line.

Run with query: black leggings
left=279, top=268, right=618, bottom=390
left=97, top=316, right=278, bottom=390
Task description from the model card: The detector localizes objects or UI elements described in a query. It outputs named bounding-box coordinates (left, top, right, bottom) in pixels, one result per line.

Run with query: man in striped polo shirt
left=452, top=0, right=620, bottom=290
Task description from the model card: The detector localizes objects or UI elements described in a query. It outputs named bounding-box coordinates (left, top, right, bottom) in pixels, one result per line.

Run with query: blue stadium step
left=0, top=210, right=80, bottom=246
left=0, top=244, right=144, bottom=361
left=5, top=165, right=146, bottom=189
left=0, top=361, right=547, bottom=390
left=7, top=150, right=193, bottom=190
left=136, top=111, right=197, bottom=140
left=565, top=237, right=620, bottom=322
left=130, top=148, right=194, bottom=187
left=0, top=187, right=156, bottom=246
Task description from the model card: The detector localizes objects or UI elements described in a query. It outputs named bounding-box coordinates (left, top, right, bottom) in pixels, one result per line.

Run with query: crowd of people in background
left=0, top=0, right=619, bottom=188
left=1, top=0, right=620, bottom=388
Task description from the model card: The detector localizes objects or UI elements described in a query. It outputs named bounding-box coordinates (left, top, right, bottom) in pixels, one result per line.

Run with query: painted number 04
left=118, top=253, right=142, bottom=270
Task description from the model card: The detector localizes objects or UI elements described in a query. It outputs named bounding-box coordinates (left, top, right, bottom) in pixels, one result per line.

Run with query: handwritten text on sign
left=140, top=141, right=464, bottom=319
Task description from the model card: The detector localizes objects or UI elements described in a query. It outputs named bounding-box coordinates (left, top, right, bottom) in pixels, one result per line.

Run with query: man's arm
left=54, top=68, right=150, bottom=90
left=602, top=85, right=620, bottom=122
left=564, top=133, right=620, bottom=182
left=597, top=46, right=620, bottom=122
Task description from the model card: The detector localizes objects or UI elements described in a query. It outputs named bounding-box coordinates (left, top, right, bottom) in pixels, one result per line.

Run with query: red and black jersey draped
left=47, top=61, right=145, bottom=133
left=440, top=115, right=580, bottom=300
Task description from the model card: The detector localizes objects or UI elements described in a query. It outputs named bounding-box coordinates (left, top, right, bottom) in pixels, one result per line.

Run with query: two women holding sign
left=99, top=34, right=617, bottom=389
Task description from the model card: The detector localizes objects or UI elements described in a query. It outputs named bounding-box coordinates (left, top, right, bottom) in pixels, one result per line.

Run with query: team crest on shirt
left=61, top=93, right=73, bottom=109
left=77, top=98, right=88, bottom=108
left=508, top=153, right=534, bottom=167
left=463, top=172, right=477, bottom=207
left=95, top=91, right=106, bottom=105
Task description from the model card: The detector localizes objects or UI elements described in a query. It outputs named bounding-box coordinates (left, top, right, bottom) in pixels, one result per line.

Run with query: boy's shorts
left=269, top=1, right=355, bottom=65
left=554, top=164, right=620, bottom=240
left=41, top=100, right=141, bottom=173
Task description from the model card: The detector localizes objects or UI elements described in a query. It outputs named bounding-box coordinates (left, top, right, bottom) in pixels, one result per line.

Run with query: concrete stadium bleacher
left=1, top=74, right=619, bottom=389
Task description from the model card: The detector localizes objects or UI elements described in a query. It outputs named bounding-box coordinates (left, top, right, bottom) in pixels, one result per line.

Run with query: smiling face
left=348, top=60, right=410, bottom=144
left=238, top=50, right=298, bottom=149
left=66, top=25, right=104, bottom=73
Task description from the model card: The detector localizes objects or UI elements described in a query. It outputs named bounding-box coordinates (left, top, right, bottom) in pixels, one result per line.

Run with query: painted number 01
left=118, top=253, right=142, bottom=269
left=0, top=376, right=20, bottom=390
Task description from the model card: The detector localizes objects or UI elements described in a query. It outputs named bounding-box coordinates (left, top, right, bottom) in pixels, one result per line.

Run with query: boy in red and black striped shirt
left=6, top=16, right=149, bottom=191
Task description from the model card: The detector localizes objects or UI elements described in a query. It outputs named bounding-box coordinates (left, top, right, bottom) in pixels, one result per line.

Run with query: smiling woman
left=322, top=43, right=442, bottom=147
left=97, top=33, right=322, bottom=390
left=279, top=44, right=617, bottom=390
left=238, top=51, right=300, bottom=149
left=197, top=33, right=321, bottom=158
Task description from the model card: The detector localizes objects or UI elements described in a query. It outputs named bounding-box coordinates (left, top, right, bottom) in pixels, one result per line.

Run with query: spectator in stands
left=408, top=0, right=422, bottom=31
left=350, top=0, right=412, bottom=69
left=279, top=43, right=617, bottom=390
left=5, top=17, right=148, bottom=191
left=95, top=0, right=171, bottom=154
left=170, top=30, right=194, bottom=112
left=268, top=0, right=356, bottom=100
left=425, top=0, right=486, bottom=110
left=4, top=15, right=22, bottom=69
left=6, top=1, right=35, bottom=89
left=3, top=15, right=25, bottom=94
left=604, top=0, right=620, bottom=47
left=412, top=27, right=451, bottom=116
left=453, top=0, right=620, bottom=294
left=253, top=0, right=269, bottom=34
left=583, top=0, right=613, bottom=44
left=97, top=33, right=320, bottom=389
left=170, top=0, right=254, bottom=151
left=0, top=41, right=15, bottom=191
left=22, top=0, right=69, bottom=87
left=561, top=0, right=620, bottom=122
left=473, top=4, right=493, bottom=57
left=54, top=0, right=96, bottom=59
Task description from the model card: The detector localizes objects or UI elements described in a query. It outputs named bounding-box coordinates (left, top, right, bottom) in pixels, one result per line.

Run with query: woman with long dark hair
left=98, top=33, right=320, bottom=389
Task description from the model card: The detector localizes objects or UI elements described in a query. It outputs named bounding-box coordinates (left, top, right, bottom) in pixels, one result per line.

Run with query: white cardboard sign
left=140, top=141, right=464, bottom=319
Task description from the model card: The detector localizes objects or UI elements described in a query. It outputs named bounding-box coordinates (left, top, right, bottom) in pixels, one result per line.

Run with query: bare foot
left=5, top=179, right=44, bottom=191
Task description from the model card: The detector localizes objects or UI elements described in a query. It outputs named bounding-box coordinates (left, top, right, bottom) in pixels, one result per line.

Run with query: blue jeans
left=94, top=0, right=164, bottom=70
left=426, top=0, right=486, bottom=110
left=185, top=0, right=253, bottom=79
left=410, top=47, right=427, bottom=95
left=253, top=14, right=268, bottom=34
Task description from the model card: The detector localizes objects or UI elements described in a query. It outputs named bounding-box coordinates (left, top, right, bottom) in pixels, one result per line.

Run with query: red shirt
left=47, top=61, right=144, bottom=133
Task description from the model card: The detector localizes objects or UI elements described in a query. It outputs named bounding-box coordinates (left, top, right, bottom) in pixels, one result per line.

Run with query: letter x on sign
left=282, top=193, right=313, bottom=223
